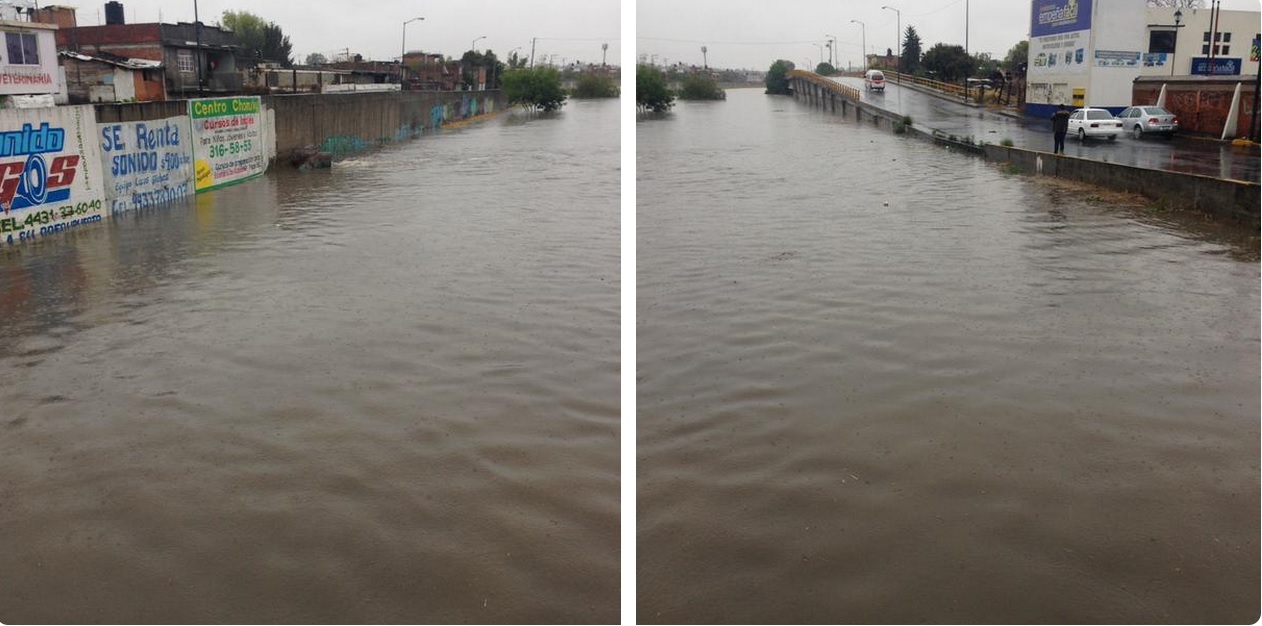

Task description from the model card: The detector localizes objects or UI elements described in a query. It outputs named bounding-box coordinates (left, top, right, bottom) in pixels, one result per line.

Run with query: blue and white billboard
left=1031, top=0, right=1092, bottom=38
left=1189, top=57, right=1242, bottom=76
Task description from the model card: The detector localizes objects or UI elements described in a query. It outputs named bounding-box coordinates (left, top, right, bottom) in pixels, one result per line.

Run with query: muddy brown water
left=0, top=100, right=619, bottom=624
left=637, top=88, right=1259, bottom=624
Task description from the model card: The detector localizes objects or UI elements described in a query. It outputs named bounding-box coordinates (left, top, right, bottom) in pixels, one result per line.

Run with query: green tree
left=222, top=11, right=292, bottom=66
left=901, top=25, right=922, bottom=73
left=765, top=59, right=794, bottom=95
left=920, top=43, right=971, bottom=82
left=573, top=73, right=619, bottom=98
left=460, top=50, right=503, bottom=89
left=501, top=66, right=566, bottom=111
left=814, top=62, right=836, bottom=75
left=304, top=52, right=327, bottom=66
left=971, top=52, right=1000, bottom=77
left=636, top=64, right=674, bottom=112
left=677, top=73, right=725, bottom=100
left=1002, top=40, right=1029, bottom=72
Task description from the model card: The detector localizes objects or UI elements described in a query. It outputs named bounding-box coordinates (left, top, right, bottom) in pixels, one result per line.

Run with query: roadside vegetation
left=572, top=73, right=619, bottom=98
left=501, top=66, right=567, bottom=112
left=637, top=64, right=674, bottom=112
left=765, top=59, right=794, bottom=95
left=677, top=73, right=725, bottom=101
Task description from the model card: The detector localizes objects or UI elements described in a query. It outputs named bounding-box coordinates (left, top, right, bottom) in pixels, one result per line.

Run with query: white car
left=1067, top=107, right=1122, bottom=141
left=864, top=69, right=885, bottom=91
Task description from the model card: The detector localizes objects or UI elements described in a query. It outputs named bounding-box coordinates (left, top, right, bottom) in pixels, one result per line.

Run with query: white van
left=864, top=69, right=885, bottom=91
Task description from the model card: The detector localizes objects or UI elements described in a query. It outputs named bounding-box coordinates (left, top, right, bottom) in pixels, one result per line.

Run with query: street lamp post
left=701, top=45, right=708, bottom=68
left=1171, top=9, right=1183, bottom=76
left=400, top=16, right=424, bottom=86
left=882, top=5, right=900, bottom=82
left=471, top=35, right=486, bottom=54
left=851, top=20, right=866, bottom=71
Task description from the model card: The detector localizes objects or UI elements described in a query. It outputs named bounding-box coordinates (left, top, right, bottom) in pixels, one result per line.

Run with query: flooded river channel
left=637, top=88, right=1259, bottom=623
left=0, top=100, right=619, bottom=623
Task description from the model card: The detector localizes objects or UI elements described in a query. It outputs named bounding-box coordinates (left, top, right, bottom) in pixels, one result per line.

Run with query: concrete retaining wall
left=983, top=144, right=1260, bottom=225
left=95, top=90, right=503, bottom=162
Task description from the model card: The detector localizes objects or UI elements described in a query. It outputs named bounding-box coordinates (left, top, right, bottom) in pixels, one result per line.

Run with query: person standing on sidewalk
left=1050, top=104, right=1070, bottom=154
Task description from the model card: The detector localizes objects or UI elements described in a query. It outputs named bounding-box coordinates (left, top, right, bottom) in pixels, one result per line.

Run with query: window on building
left=1149, top=30, right=1177, bottom=54
left=5, top=32, right=39, bottom=65
left=178, top=49, right=194, bottom=73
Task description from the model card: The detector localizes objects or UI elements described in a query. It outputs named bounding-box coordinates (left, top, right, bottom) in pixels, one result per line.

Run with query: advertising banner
left=1094, top=50, right=1141, bottom=68
left=1031, top=0, right=1092, bottom=38
left=1189, top=57, right=1243, bottom=75
left=99, top=116, right=193, bottom=215
left=188, top=96, right=265, bottom=193
left=0, top=106, right=106, bottom=246
left=1030, top=29, right=1089, bottom=76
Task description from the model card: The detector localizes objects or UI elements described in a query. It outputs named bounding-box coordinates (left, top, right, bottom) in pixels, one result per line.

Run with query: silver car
left=1117, top=106, right=1179, bottom=139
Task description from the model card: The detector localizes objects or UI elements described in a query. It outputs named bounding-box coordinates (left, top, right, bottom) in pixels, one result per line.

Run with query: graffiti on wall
left=0, top=106, right=106, bottom=246
left=99, top=116, right=193, bottom=215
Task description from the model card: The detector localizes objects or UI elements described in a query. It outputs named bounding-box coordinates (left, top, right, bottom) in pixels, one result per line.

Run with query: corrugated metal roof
left=59, top=50, right=163, bottom=70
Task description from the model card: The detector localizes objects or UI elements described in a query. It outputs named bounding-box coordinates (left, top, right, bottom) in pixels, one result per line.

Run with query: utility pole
left=602, top=42, right=608, bottom=66
left=530, top=37, right=537, bottom=67
left=193, top=0, right=203, bottom=96
left=701, top=45, right=707, bottom=69
left=851, top=20, right=866, bottom=71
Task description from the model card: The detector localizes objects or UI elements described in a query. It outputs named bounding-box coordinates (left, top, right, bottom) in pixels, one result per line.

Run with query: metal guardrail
left=882, top=70, right=967, bottom=99
left=786, top=69, right=860, bottom=102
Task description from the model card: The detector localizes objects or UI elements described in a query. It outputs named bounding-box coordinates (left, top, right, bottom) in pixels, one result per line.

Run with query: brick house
left=401, top=52, right=461, bottom=91
left=54, top=20, right=241, bottom=98
left=58, top=50, right=164, bottom=103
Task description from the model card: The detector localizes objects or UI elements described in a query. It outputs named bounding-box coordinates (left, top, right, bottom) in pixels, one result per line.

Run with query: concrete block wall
left=94, top=90, right=503, bottom=163
left=983, top=144, right=1260, bottom=225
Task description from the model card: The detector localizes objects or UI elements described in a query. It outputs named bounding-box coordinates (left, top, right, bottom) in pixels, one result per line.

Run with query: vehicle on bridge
left=1068, top=107, right=1122, bottom=141
left=864, top=69, right=885, bottom=91
left=1116, top=106, right=1179, bottom=139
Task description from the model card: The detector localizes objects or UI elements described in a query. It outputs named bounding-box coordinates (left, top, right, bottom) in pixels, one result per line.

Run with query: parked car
left=1116, top=106, right=1179, bottom=139
left=1067, top=107, right=1122, bottom=141
left=864, top=69, right=885, bottom=91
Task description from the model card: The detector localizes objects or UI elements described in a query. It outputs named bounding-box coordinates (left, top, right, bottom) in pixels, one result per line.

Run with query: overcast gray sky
left=637, top=0, right=1260, bottom=70
left=74, top=0, right=620, bottom=66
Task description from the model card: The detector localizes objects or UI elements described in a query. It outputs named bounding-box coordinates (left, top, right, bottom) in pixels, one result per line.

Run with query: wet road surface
left=639, top=88, right=1259, bottom=624
left=830, top=75, right=1261, bottom=183
left=0, top=100, right=620, bottom=624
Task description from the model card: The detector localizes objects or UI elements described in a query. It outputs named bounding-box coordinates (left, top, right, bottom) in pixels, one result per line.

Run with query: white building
left=1025, top=0, right=1260, bottom=117
left=0, top=19, right=59, bottom=97
left=1139, top=6, right=1260, bottom=79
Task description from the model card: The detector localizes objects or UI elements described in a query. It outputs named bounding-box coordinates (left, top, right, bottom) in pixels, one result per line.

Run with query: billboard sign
left=99, top=116, right=194, bottom=215
left=1030, top=28, right=1089, bottom=76
left=0, top=106, right=106, bottom=245
left=1094, top=50, right=1141, bottom=68
left=1189, top=57, right=1242, bottom=75
left=1031, top=0, right=1092, bottom=38
left=188, top=96, right=266, bottom=193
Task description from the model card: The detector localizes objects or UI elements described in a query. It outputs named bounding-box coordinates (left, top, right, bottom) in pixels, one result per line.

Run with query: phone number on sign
left=207, top=139, right=254, bottom=159
left=0, top=199, right=102, bottom=233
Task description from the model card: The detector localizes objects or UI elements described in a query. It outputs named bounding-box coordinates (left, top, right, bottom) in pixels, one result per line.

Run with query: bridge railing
left=787, top=69, right=860, bottom=102
left=882, top=71, right=968, bottom=99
